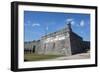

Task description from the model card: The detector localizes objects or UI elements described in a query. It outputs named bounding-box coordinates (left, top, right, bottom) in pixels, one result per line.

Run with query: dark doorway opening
left=32, top=45, right=36, bottom=53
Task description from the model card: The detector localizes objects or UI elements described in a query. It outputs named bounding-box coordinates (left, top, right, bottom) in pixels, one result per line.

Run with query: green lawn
left=24, top=53, right=63, bottom=61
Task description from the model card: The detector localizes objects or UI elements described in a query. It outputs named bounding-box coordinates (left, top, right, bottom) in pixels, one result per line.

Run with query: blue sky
left=24, top=11, right=90, bottom=42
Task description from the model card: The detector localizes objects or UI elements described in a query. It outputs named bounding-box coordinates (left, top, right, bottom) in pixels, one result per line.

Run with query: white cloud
left=66, top=18, right=73, bottom=22
left=71, top=21, right=75, bottom=25
left=46, top=26, right=48, bottom=30
left=32, top=23, right=40, bottom=27
left=80, top=20, right=85, bottom=27
left=66, top=18, right=75, bottom=25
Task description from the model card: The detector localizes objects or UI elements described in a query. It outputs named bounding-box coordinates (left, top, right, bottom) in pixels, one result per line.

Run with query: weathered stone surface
left=24, top=23, right=90, bottom=56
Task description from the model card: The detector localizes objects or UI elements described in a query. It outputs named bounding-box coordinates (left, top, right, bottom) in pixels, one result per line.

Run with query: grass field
left=24, top=53, right=63, bottom=61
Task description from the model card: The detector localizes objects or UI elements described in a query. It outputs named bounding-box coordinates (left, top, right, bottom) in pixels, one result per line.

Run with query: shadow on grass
left=24, top=53, right=63, bottom=62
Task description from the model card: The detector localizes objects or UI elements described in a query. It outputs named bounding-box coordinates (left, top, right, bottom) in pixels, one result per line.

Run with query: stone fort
left=24, top=22, right=90, bottom=56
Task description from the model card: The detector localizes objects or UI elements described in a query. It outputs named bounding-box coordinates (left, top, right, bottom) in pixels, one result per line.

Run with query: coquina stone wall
left=24, top=23, right=90, bottom=56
